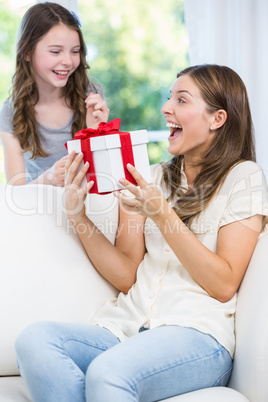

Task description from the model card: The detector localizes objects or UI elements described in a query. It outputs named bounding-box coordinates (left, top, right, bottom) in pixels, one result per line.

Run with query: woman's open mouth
left=166, top=123, right=182, bottom=140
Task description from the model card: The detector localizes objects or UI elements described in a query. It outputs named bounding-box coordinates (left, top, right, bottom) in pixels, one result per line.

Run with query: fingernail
left=127, top=163, right=133, bottom=168
left=78, top=152, right=83, bottom=157
left=118, top=177, right=125, bottom=184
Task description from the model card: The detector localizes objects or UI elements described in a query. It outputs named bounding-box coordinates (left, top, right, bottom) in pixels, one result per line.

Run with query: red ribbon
left=69, top=119, right=137, bottom=194
left=74, top=118, right=121, bottom=140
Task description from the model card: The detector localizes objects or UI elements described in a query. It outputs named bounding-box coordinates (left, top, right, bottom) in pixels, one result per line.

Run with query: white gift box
left=66, top=130, right=151, bottom=193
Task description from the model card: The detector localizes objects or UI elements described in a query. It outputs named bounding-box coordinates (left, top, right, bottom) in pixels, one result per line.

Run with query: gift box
left=66, top=119, right=151, bottom=194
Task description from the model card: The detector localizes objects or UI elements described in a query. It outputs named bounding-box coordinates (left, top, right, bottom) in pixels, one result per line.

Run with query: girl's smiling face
left=161, top=74, right=216, bottom=162
left=29, top=23, right=81, bottom=92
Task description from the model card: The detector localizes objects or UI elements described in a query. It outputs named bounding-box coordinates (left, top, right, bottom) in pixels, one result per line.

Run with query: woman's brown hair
left=162, top=64, right=256, bottom=224
left=11, top=2, right=99, bottom=158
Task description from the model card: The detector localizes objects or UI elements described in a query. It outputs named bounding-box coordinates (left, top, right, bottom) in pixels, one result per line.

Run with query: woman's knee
left=86, top=353, right=109, bottom=385
left=15, top=321, right=58, bottom=365
left=86, top=352, right=118, bottom=392
left=85, top=351, right=138, bottom=401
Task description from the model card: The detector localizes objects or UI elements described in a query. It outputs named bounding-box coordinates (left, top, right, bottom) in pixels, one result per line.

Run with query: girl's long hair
left=162, top=64, right=256, bottom=224
left=12, top=2, right=99, bottom=158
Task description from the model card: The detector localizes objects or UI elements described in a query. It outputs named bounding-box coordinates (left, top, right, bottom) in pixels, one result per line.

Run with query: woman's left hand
left=85, top=93, right=110, bottom=129
left=114, top=164, right=170, bottom=221
left=64, top=151, right=94, bottom=221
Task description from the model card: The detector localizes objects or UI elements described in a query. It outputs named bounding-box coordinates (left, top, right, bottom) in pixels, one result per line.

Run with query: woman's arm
left=116, top=164, right=263, bottom=303
left=155, top=207, right=262, bottom=303
left=65, top=151, right=146, bottom=293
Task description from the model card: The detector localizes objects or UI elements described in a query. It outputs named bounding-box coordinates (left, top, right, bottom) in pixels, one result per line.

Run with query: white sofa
left=0, top=183, right=267, bottom=402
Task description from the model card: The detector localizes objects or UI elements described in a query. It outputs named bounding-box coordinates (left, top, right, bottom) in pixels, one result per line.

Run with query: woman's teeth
left=166, top=123, right=182, bottom=129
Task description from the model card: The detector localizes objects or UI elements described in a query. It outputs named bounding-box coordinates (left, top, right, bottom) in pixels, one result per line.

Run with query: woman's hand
left=114, top=164, right=171, bottom=221
left=85, top=93, right=110, bottom=129
left=64, top=151, right=94, bottom=221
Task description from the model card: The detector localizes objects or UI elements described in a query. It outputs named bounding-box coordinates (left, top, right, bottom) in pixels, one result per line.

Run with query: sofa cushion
left=0, top=184, right=119, bottom=375
left=0, top=377, right=249, bottom=402
left=0, top=377, right=31, bottom=402
left=164, top=386, right=249, bottom=401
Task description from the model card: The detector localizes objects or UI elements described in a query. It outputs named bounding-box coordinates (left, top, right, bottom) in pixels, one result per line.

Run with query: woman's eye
left=178, top=98, right=185, bottom=103
left=50, top=51, right=60, bottom=54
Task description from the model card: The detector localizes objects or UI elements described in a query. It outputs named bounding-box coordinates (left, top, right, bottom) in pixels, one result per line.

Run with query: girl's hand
left=46, top=155, right=69, bottom=186
left=64, top=151, right=94, bottom=221
left=114, top=164, right=170, bottom=221
left=85, top=93, right=110, bottom=129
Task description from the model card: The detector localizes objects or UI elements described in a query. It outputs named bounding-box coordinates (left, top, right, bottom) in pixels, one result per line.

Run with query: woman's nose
left=161, top=99, right=172, bottom=116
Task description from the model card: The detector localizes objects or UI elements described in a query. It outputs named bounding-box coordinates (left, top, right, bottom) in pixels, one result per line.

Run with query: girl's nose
left=62, top=53, right=72, bottom=66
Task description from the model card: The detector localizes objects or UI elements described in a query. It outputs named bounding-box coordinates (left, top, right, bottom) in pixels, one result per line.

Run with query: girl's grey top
left=0, top=83, right=103, bottom=182
left=0, top=98, right=73, bottom=182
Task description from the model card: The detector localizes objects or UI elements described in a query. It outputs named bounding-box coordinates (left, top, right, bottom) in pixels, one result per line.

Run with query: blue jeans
left=15, top=322, right=232, bottom=402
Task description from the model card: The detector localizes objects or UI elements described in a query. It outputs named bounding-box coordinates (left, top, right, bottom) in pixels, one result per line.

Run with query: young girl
left=0, top=2, right=109, bottom=186
left=16, top=64, right=268, bottom=401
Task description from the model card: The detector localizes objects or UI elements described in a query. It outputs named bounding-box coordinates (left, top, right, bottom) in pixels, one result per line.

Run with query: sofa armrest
left=228, top=232, right=268, bottom=401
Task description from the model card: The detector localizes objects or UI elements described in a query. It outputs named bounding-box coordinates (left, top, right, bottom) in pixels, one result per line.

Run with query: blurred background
left=2, top=0, right=267, bottom=184
left=0, top=0, right=189, bottom=184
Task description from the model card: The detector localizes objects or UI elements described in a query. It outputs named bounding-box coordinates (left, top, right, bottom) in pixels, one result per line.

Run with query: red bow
left=67, top=117, right=137, bottom=194
left=74, top=118, right=121, bottom=140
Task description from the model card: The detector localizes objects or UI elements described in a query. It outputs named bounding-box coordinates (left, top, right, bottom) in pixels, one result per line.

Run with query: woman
left=15, top=64, right=268, bottom=401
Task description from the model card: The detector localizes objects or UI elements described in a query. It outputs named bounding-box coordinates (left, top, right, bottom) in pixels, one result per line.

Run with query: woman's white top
left=91, top=161, right=268, bottom=357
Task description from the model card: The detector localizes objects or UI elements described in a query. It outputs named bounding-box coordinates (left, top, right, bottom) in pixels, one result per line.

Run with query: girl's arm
left=65, top=151, right=146, bottom=293
left=116, top=164, right=263, bottom=303
left=1, top=130, right=27, bottom=185
left=1, top=130, right=68, bottom=186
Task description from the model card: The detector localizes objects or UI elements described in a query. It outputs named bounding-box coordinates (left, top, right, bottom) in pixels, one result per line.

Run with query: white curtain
left=184, top=0, right=268, bottom=177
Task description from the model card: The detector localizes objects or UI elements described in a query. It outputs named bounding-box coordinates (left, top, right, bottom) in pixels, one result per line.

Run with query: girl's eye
left=178, top=98, right=185, bottom=103
left=50, top=51, right=60, bottom=54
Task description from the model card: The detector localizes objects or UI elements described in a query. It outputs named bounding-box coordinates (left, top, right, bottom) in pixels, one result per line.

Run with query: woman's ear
left=210, top=109, right=227, bottom=130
